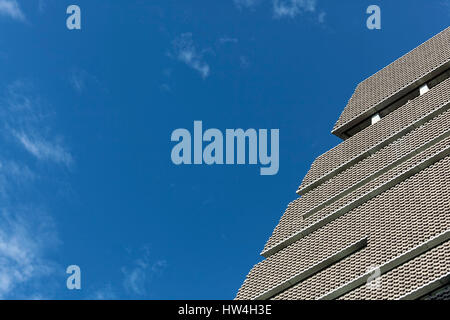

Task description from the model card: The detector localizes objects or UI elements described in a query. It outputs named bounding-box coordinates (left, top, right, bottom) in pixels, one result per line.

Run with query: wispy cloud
left=273, top=0, right=316, bottom=18
left=239, top=55, right=251, bottom=69
left=121, top=247, right=166, bottom=296
left=0, top=208, right=59, bottom=299
left=13, top=131, right=73, bottom=167
left=441, top=1, right=450, bottom=15
left=318, top=11, right=326, bottom=23
left=0, top=160, right=35, bottom=198
left=0, top=0, right=25, bottom=22
left=234, top=0, right=261, bottom=10
left=159, top=83, right=171, bottom=93
left=170, top=33, right=211, bottom=79
left=1, top=81, right=73, bottom=168
left=38, top=0, right=46, bottom=13
left=233, top=0, right=324, bottom=23
left=69, top=68, right=100, bottom=94
left=87, top=284, right=118, bottom=300
left=0, top=80, right=67, bottom=299
left=218, top=37, right=239, bottom=45
left=86, top=248, right=166, bottom=299
left=69, top=70, right=86, bottom=93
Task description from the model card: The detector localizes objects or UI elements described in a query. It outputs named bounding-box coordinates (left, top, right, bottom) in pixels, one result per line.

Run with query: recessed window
left=419, top=84, right=430, bottom=95
left=342, top=68, right=450, bottom=139
left=371, top=113, right=381, bottom=125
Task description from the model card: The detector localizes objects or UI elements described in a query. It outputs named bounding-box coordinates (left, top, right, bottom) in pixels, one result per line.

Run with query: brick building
left=237, top=27, right=450, bottom=300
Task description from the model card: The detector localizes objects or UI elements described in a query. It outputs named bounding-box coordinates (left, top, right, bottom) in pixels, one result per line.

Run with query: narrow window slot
left=342, top=68, right=450, bottom=138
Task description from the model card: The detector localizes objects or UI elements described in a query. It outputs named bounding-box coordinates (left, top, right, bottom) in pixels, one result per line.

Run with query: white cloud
left=0, top=160, right=35, bottom=199
left=69, top=72, right=85, bottom=93
left=1, top=81, right=74, bottom=168
left=0, top=80, right=66, bottom=299
left=240, top=56, right=250, bottom=69
left=69, top=69, right=100, bottom=94
left=0, top=163, right=59, bottom=299
left=442, top=1, right=450, bottom=15
left=273, top=0, right=316, bottom=18
left=38, top=0, right=46, bottom=13
left=0, top=0, right=25, bottom=22
left=121, top=248, right=166, bottom=296
left=234, top=0, right=260, bottom=10
left=13, top=131, right=73, bottom=167
left=122, top=265, right=147, bottom=295
left=88, top=284, right=118, bottom=300
left=87, top=249, right=166, bottom=299
left=318, top=11, right=326, bottom=23
left=159, top=83, right=171, bottom=93
left=0, top=208, right=58, bottom=299
left=171, top=33, right=210, bottom=79
left=218, top=37, right=239, bottom=45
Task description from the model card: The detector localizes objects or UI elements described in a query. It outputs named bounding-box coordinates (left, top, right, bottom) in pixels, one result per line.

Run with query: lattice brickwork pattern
left=236, top=156, right=450, bottom=300
left=300, top=77, right=450, bottom=191
left=333, top=27, right=450, bottom=134
left=339, top=242, right=449, bottom=300
left=237, top=28, right=450, bottom=301
left=264, top=130, right=450, bottom=253
left=265, top=109, right=450, bottom=254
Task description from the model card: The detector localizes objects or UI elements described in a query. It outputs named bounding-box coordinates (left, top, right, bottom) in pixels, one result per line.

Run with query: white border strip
left=332, top=59, right=450, bottom=138
left=299, top=95, right=450, bottom=196
left=302, top=128, right=450, bottom=219
left=254, top=238, right=367, bottom=300
left=318, top=230, right=450, bottom=300
left=263, top=143, right=450, bottom=258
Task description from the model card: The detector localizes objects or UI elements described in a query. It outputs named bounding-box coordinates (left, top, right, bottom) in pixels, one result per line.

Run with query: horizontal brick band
left=333, top=27, right=450, bottom=137
left=319, top=231, right=450, bottom=300
left=264, top=134, right=450, bottom=256
left=237, top=156, right=450, bottom=300
left=299, top=77, right=450, bottom=193
left=255, top=238, right=367, bottom=300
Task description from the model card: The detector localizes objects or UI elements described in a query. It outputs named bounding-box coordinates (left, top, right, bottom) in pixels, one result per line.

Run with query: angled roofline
left=332, top=61, right=450, bottom=139
left=332, top=27, right=450, bottom=139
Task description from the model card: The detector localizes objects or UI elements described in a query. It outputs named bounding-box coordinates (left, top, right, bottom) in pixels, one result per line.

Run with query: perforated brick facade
left=236, top=28, right=450, bottom=300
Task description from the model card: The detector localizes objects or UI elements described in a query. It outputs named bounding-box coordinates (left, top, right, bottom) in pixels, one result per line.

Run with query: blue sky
left=0, top=0, right=448, bottom=299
